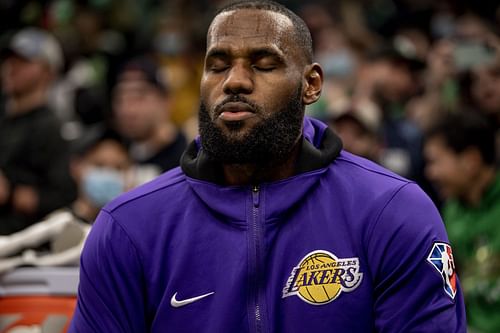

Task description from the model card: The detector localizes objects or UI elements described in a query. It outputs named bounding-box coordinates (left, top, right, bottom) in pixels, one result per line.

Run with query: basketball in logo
left=282, top=250, right=363, bottom=305
left=298, top=252, right=342, bottom=304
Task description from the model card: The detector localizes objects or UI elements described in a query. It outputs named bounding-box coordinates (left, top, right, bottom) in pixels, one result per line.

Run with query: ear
left=302, top=63, right=323, bottom=105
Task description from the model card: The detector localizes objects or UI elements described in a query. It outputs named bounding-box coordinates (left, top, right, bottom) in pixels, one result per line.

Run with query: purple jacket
left=70, top=117, right=466, bottom=332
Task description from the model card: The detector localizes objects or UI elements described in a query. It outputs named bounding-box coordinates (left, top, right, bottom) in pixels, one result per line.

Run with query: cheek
left=19, top=64, right=45, bottom=81
left=429, top=160, right=465, bottom=192
left=260, top=76, right=302, bottom=109
left=200, top=74, right=220, bottom=97
left=200, top=76, right=220, bottom=111
left=2, top=65, right=34, bottom=90
left=391, top=73, right=413, bottom=92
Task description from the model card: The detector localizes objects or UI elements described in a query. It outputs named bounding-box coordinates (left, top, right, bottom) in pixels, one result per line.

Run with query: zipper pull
left=252, top=185, right=260, bottom=207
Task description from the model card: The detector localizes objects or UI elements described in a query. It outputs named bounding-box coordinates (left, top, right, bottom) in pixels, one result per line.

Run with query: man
left=424, top=111, right=499, bottom=332
left=0, top=28, right=76, bottom=234
left=70, top=1, right=466, bottom=332
left=112, top=57, right=187, bottom=183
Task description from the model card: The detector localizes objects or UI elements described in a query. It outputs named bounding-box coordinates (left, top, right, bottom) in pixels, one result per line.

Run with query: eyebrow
left=205, top=48, right=229, bottom=60
left=250, top=48, right=285, bottom=64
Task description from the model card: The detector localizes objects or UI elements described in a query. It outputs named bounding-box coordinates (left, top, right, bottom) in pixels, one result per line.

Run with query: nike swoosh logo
left=170, top=291, right=215, bottom=308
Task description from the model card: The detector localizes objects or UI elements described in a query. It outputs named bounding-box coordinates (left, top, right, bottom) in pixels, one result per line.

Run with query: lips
left=217, top=102, right=256, bottom=122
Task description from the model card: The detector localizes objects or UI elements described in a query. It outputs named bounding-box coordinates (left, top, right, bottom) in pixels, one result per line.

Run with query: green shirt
left=443, top=171, right=500, bottom=333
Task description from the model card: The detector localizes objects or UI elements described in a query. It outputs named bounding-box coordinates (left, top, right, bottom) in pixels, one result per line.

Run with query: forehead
left=86, top=140, right=130, bottom=164
left=114, top=77, right=159, bottom=97
left=425, top=136, right=452, bottom=156
left=208, top=9, right=296, bottom=55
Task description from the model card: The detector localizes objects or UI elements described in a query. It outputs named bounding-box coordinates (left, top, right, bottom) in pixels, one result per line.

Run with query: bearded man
left=70, top=1, right=465, bottom=332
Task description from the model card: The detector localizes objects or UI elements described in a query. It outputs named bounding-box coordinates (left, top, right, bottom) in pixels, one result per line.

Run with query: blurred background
left=0, top=0, right=499, bottom=332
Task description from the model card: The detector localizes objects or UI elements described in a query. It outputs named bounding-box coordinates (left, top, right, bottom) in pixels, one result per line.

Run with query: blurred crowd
left=0, top=0, right=499, bottom=332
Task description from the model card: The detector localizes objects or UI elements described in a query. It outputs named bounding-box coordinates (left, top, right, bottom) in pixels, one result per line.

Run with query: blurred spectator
left=466, top=61, right=500, bottom=122
left=112, top=56, right=187, bottom=183
left=49, top=4, right=126, bottom=143
left=327, top=100, right=383, bottom=162
left=69, top=126, right=132, bottom=222
left=424, top=110, right=500, bottom=333
left=458, top=31, right=500, bottom=164
left=405, top=39, right=458, bottom=131
left=0, top=27, right=76, bottom=234
left=354, top=47, right=427, bottom=180
left=152, top=11, right=204, bottom=126
left=0, top=126, right=132, bottom=273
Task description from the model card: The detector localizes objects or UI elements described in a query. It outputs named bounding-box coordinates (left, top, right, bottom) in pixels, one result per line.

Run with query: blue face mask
left=82, top=167, right=125, bottom=208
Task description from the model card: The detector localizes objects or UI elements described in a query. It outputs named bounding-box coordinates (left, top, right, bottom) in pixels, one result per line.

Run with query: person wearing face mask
left=0, top=127, right=132, bottom=273
left=69, top=127, right=132, bottom=221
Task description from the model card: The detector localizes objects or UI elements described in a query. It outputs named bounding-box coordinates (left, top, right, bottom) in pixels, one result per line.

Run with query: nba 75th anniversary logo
left=282, top=250, right=363, bottom=305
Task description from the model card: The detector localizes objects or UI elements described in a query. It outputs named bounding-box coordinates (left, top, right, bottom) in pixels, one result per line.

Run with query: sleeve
left=366, top=183, right=467, bottom=333
left=69, top=210, right=147, bottom=332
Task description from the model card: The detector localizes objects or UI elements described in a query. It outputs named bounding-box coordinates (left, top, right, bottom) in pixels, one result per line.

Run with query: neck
left=222, top=140, right=301, bottom=186
left=463, top=166, right=496, bottom=206
left=7, top=87, right=48, bottom=116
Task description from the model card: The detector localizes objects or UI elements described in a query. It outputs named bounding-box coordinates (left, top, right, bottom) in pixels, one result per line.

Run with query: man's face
left=372, top=60, right=415, bottom=104
left=471, top=64, right=500, bottom=115
left=199, top=9, right=307, bottom=164
left=113, top=76, right=167, bottom=141
left=424, top=136, right=470, bottom=200
left=1, top=54, right=49, bottom=97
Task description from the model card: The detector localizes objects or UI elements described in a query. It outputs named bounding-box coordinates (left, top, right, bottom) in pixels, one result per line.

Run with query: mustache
left=213, top=95, right=260, bottom=116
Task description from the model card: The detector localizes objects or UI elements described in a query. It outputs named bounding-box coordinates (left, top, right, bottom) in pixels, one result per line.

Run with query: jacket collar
left=181, top=116, right=342, bottom=185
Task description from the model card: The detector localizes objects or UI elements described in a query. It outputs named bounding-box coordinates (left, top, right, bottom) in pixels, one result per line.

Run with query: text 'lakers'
left=282, top=250, right=363, bottom=305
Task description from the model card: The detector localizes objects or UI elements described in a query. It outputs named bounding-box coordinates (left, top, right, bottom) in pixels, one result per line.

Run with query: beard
left=199, top=85, right=304, bottom=166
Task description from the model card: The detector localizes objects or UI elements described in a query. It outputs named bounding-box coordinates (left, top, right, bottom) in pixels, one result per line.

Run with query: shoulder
left=27, top=106, right=64, bottom=143
left=328, top=151, right=443, bottom=241
left=330, top=151, right=417, bottom=204
left=31, top=106, right=61, bottom=128
left=337, top=150, right=438, bottom=213
left=334, top=150, right=410, bottom=184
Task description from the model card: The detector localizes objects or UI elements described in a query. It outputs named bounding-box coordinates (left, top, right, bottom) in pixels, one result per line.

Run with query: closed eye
left=251, top=49, right=283, bottom=73
left=209, top=64, right=229, bottom=73
left=252, top=65, right=276, bottom=72
left=205, top=50, right=230, bottom=73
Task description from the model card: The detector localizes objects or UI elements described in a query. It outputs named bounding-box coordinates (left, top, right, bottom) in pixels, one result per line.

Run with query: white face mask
left=82, top=167, right=125, bottom=208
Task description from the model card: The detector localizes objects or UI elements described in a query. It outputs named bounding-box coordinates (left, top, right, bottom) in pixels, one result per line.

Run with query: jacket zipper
left=249, top=184, right=266, bottom=333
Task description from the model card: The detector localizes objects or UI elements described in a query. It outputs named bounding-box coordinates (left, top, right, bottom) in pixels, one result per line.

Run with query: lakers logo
left=282, top=250, right=363, bottom=305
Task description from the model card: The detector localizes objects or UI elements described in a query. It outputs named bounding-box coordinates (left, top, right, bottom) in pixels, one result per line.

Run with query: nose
left=222, top=63, right=253, bottom=95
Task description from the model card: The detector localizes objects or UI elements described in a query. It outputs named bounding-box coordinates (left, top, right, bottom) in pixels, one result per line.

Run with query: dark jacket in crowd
left=0, top=104, right=76, bottom=234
